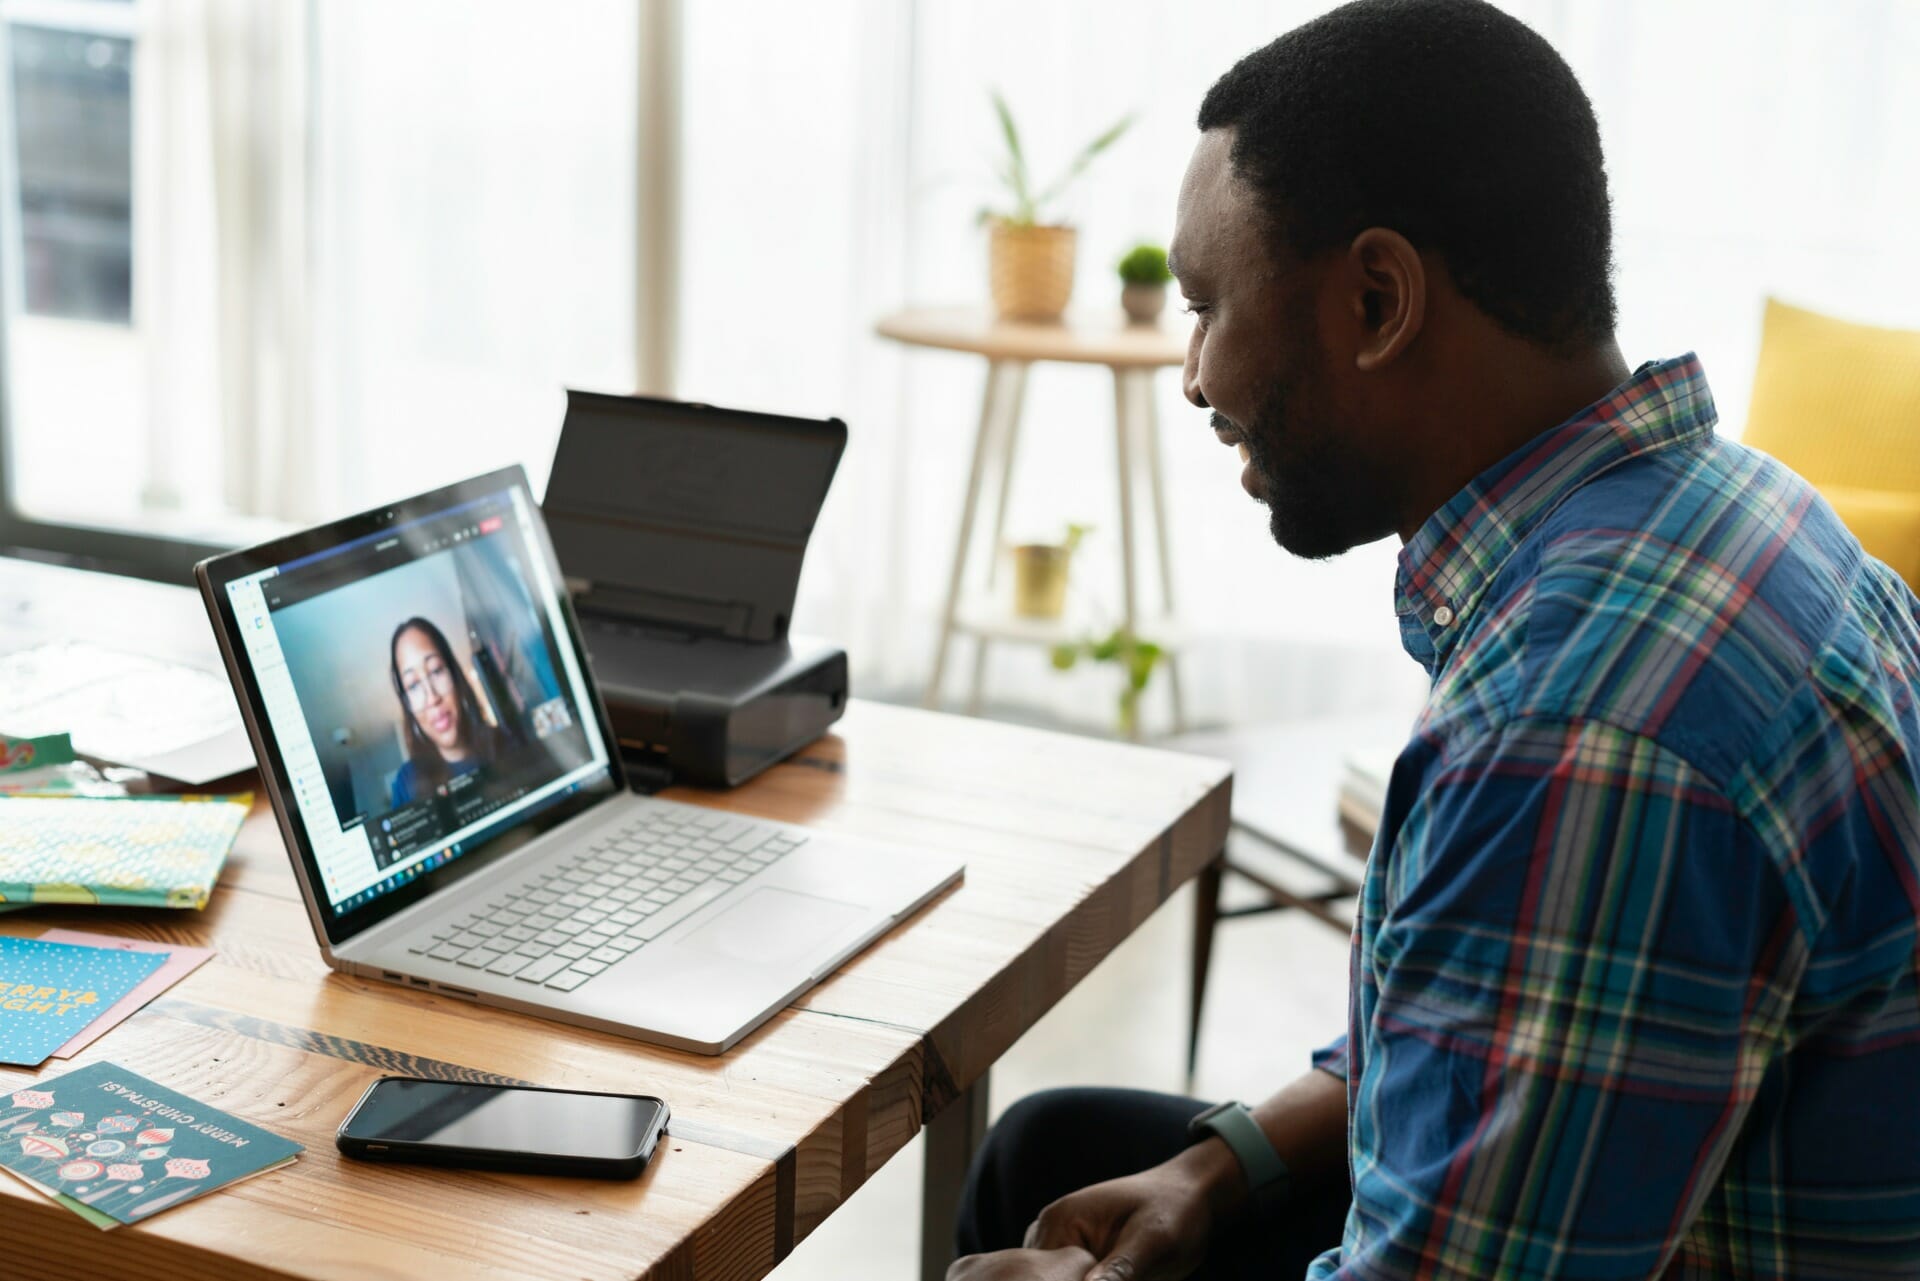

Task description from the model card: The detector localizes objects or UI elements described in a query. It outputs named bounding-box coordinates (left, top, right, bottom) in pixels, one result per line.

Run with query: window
left=0, top=0, right=185, bottom=575
left=11, top=16, right=132, bottom=323
left=0, top=1, right=643, bottom=581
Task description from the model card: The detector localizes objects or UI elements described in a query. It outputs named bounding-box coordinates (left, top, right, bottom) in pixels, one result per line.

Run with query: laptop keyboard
left=406, top=805, right=807, bottom=993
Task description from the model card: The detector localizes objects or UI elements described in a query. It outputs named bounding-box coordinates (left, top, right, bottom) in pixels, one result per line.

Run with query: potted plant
left=1050, top=628, right=1164, bottom=737
left=981, top=91, right=1132, bottom=323
left=1117, top=243, right=1173, bottom=324
left=1009, top=523, right=1089, bottom=619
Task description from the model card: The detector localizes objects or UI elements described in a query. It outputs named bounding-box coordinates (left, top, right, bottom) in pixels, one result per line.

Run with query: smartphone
left=336, top=1076, right=670, bottom=1179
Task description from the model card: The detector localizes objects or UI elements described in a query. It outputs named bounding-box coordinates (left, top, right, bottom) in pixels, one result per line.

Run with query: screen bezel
left=197, top=465, right=629, bottom=947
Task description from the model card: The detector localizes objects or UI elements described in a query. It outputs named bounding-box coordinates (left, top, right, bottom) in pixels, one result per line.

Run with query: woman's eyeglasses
left=401, top=658, right=456, bottom=709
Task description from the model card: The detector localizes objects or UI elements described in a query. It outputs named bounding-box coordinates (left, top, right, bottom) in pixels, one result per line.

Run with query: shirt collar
left=1394, top=353, right=1718, bottom=674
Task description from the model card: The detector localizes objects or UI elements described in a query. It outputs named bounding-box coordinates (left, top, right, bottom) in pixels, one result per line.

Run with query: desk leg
left=922, top=1071, right=991, bottom=1281
left=929, top=361, right=1017, bottom=710
left=1189, top=852, right=1225, bottom=1084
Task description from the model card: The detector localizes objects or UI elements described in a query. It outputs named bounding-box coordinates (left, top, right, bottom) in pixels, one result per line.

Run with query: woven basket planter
left=989, top=221, right=1077, bottom=322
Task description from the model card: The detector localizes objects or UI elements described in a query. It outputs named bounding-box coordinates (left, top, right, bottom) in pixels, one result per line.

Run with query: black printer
left=543, top=390, right=849, bottom=789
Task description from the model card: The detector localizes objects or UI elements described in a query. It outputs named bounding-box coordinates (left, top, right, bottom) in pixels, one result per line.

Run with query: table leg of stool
left=969, top=364, right=1029, bottom=717
left=1112, top=368, right=1142, bottom=741
left=928, top=360, right=1011, bottom=709
left=983, top=362, right=1030, bottom=593
left=1136, top=369, right=1188, bottom=733
left=922, top=1071, right=991, bottom=1281
left=966, top=637, right=991, bottom=717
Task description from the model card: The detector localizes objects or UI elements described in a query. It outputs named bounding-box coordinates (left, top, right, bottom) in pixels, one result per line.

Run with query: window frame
left=0, top=1, right=225, bottom=582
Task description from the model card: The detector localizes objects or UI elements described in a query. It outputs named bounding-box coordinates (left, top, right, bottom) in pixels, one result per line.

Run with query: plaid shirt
left=1307, top=355, right=1920, bottom=1280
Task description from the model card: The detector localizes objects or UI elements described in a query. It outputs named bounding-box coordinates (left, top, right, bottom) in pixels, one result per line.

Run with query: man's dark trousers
left=955, top=1087, right=1351, bottom=1279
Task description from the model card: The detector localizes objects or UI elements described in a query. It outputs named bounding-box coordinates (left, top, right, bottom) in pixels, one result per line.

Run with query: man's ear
left=1345, top=227, right=1426, bottom=372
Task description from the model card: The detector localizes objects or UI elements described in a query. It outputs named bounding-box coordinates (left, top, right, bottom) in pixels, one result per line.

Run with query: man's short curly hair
left=1198, top=0, right=1616, bottom=354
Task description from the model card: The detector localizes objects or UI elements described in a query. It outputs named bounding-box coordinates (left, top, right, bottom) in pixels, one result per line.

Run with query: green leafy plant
left=980, top=90, right=1133, bottom=228
left=1050, top=628, right=1164, bottom=736
left=1059, top=522, right=1092, bottom=555
left=1117, top=244, right=1172, bottom=286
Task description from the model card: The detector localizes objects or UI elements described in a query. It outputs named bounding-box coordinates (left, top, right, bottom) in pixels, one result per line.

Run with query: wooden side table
left=876, top=306, right=1192, bottom=739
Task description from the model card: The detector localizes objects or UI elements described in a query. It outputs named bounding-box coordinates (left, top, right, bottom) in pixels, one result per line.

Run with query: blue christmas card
left=0, top=936, right=167, bottom=1066
left=0, top=1060, right=302, bottom=1227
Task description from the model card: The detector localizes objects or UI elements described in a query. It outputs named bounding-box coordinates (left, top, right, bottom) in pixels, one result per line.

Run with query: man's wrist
left=1185, top=1100, right=1294, bottom=1219
left=1168, top=1130, right=1251, bottom=1222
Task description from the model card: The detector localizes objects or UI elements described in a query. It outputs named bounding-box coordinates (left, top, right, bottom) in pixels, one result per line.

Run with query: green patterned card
left=0, top=795, right=250, bottom=912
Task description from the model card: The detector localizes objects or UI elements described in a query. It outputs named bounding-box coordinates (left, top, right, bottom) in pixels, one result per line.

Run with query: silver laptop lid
left=197, top=467, right=626, bottom=947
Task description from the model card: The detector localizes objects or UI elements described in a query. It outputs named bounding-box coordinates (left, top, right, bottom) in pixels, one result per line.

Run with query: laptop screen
left=221, top=480, right=615, bottom=920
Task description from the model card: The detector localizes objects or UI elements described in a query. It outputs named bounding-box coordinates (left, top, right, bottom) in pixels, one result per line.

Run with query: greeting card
left=0, top=1060, right=301, bottom=1227
left=0, top=938, right=167, bottom=1066
left=37, top=930, right=215, bottom=1058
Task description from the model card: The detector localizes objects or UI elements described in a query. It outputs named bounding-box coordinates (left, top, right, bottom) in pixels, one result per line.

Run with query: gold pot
left=1011, top=542, right=1072, bottom=618
left=989, top=221, right=1077, bottom=322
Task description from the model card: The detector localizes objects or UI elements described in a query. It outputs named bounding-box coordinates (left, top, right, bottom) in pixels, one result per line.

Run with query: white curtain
left=14, top=0, right=645, bottom=537
left=305, top=0, right=641, bottom=523
left=676, top=0, right=1920, bottom=735
left=122, top=0, right=644, bottom=528
left=133, top=0, right=310, bottom=528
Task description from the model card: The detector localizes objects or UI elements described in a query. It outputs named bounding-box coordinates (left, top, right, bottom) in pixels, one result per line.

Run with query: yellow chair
left=1742, top=298, right=1920, bottom=589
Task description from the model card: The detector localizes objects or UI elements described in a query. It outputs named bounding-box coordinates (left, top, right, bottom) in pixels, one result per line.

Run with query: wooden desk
left=876, top=307, right=1193, bottom=738
left=1, top=700, right=1230, bottom=1281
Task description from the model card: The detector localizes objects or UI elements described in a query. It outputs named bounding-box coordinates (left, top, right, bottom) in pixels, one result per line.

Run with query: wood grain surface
left=0, top=700, right=1230, bottom=1280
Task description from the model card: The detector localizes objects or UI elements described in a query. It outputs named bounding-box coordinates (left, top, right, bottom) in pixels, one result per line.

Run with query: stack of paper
left=0, top=1061, right=301, bottom=1228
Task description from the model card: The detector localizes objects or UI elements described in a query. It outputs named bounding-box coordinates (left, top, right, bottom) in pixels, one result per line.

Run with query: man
left=949, top=2, right=1920, bottom=1279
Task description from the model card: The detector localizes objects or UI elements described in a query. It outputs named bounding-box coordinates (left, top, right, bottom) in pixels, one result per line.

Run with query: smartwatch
left=1187, top=1100, right=1290, bottom=1210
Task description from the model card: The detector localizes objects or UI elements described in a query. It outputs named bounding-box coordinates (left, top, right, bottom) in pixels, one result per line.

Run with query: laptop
left=195, top=466, right=963, bottom=1054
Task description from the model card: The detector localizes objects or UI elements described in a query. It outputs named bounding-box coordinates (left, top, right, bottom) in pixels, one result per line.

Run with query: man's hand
left=947, top=1246, right=1097, bottom=1281
left=1021, top=1154, right=1227, bottom=1281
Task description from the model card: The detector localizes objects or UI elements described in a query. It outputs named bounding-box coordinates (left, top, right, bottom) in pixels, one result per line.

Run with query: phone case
left=335, top=1076, right=670, bottom=1180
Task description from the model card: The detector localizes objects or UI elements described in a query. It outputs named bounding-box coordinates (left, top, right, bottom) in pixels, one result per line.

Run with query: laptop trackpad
left=677, top=888, right=871, bottom=966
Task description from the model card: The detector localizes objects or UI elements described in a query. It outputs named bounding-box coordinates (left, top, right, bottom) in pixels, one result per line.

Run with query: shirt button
left=1433, top=605, right=1455, bottom=627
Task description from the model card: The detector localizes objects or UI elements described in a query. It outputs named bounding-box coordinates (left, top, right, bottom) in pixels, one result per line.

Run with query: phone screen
left=342, top=1079, right=665, bottom=1161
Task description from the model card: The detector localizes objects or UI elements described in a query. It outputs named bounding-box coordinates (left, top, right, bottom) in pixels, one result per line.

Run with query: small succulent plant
left=1050, top=627, right=1164, bottom=736
left=1117, top=244, right=1172, bottom=285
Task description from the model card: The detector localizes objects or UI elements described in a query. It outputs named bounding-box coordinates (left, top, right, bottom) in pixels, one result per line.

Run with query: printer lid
left=543, top=391, right=845, bottom=643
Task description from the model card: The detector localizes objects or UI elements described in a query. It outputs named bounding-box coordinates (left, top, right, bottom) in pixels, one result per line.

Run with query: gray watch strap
left=1189, top=1101, right=1290, bottom=1204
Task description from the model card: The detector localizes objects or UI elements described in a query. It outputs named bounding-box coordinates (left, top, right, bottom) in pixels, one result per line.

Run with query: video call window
left=268, top=500, right=593, bottom=870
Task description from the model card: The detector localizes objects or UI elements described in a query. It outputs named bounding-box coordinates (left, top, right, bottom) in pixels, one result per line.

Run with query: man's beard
left=1219, top=374, right=1384, bottom=561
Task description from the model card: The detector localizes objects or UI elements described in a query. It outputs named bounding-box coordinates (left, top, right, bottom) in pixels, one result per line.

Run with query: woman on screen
left=387, top=616, right=510, bottom=808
